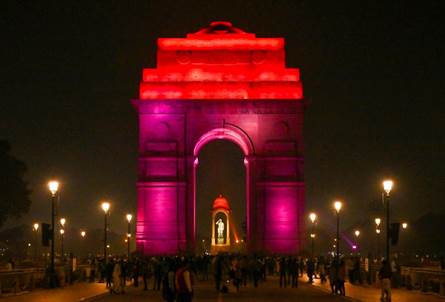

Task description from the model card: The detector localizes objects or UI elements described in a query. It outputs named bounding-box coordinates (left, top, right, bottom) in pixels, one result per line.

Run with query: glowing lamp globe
left=48, top=180, right=60, bottom=196
left=375, top=218, right=381, bottom=226
left=126, top=214, right=133, bottom=222
left=334, top=201, right=342, bottom=213
left=383, top=179, right=393, bottom=195
left=33, top=223, right=39, bottom=231
left=309, top=212, right=317, bottom=223
left=101, top=201, right=111, bottom=213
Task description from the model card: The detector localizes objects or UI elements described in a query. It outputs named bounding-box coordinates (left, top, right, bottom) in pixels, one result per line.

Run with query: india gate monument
left=132, top=21, right=305, bottom=255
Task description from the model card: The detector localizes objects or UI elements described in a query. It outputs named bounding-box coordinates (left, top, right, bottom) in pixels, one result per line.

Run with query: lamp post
left=354, top=230, right=360, bottom=253
left=80, top=230, right=86, bottom=259
left=374, top=217, right=381, bottom=259
left=48, top=180, right=59, bottom=288
left=383, top=179, right=393, bottom=260
left=33, top=223, right=39, bottom=261
left=101, top=201, right=110, bottom=263
left=334, top=201, right=343, bottom=266
left=309, top=212, right=317, bottom=258
left=59, top=218, right=66, bottom=262
left=60, top=229, right=65, bottom=260
left=126, top=214, right=132, bottom=260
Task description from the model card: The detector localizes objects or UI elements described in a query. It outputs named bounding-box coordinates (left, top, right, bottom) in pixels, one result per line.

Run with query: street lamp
left=376, top=228, right=381, bottom=259
left=126, top=213, right=132, bottom=259
left=48, top=180, right=59, bottom=288
left=402, top=222, right=408, bottom=229
left=33, top=223, right=39, bottom=261
left=375, top=218, right=381, bottom=227
left=60, top=229, right=65, bottom=261
left=333, top=200, right=342, bottom=265
left=353, top=230, right=360, bottom=253
left=60, top=218, right=66, bottom=228
left=101, top=201, right=110, bottom=263
left=309, top=212, right=317, bottom=257
left=80, top=230, right=86, bottom=238
left=383, top=179, right=393, bottom=260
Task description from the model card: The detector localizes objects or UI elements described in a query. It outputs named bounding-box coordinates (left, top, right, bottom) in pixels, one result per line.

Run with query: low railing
left=400, top=266, right=445, bottom=295
left=0, top=265, right=90, bottom=296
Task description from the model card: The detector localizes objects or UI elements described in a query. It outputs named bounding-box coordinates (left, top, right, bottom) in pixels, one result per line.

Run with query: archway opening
left=196, top=140, right=246, bottom=254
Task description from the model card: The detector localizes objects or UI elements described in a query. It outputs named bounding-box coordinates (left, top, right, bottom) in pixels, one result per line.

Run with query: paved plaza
left=2, top=276, right=445, bottom=302
left=93, top=277, right=353, bottom=302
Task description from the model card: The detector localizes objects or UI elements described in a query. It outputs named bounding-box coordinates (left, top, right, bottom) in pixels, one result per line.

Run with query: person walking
left=379, top=259, right=392, bottom=302
left=338, top=260, right=346, bottom=296
left=328, top=259, right=337, bottom=294
left=176, top=260, right=193, bottom=302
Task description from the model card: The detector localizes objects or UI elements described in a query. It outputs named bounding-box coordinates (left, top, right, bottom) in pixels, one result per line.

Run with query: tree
left=0, top=140, right=31, bottom=227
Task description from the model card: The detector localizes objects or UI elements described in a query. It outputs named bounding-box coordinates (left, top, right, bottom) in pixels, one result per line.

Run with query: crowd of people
left=82, top=254, right=397, bottom=302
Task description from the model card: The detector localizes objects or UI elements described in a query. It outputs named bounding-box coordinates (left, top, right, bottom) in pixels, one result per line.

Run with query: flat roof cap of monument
left=158, top=21, right=284, bottom=51
left=213, top=194, right=231, bottom=211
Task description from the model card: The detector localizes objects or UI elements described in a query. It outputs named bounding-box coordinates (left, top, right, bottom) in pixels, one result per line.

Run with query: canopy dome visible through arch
left=212, top=194, right=231, bottom=211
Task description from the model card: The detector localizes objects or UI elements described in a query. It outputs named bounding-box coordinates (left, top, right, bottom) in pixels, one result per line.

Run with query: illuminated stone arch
left=132, top=22, right=305, bottom=255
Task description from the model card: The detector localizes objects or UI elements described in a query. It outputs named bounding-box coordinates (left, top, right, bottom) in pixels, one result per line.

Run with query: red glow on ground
left=139, top=21, right=303, bottom=100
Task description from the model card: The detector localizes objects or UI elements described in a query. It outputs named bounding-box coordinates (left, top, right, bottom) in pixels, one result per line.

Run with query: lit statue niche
left=216, top=218, right=225, bottom=243
left=211, top=194, right=233, bottom=254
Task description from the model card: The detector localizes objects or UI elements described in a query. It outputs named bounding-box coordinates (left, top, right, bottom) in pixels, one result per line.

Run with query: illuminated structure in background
left=211, top=195, right=231, bottom=254
left=133, top=21, right=305, bottom=255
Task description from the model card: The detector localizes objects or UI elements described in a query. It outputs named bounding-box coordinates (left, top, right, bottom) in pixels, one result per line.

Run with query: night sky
left=2, top=1, right=444, bottom=240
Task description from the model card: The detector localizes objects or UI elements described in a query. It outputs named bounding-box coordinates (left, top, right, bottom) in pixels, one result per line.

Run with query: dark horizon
left=1, top=1, right=443, bottom=243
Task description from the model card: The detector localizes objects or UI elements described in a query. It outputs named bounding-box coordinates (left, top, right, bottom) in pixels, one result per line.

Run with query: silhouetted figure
left=133, top=259, right=140, bottom=287
left=307, top=258, right=315, bottom=284
left=176, top=260, right=193, bottom=302
left=105, top=260, right=114, bottom=288
left=279, top=257, right=288, bottom=288
left=379, top=259, right=392, bottom=302
left=338, top=260, right=346, bottom=296
left=289, top=257, right=298, bottom=288
left=214, top=256, right=223, bottom=291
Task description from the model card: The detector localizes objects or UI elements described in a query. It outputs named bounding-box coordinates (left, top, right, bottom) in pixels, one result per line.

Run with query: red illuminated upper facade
left=139, top=21, right=303, bottom=100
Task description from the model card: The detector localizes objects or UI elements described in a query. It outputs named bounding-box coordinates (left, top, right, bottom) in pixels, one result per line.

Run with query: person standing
left=162, top=259, right=176, bottom=302
left=176, top=260, right=193, bottom=302
left=214, top=255, right=223, bottom=291
left=279, top=257, right=287, bottom=288
left=111, top=260, right=123, bottom=294
left=307, top=258, right=315, bottom=284
left=379, top=260, right=392, bottom=302
left=289, top=257, right=298, bottom=288
left=338, top=260, right=346, bottom=296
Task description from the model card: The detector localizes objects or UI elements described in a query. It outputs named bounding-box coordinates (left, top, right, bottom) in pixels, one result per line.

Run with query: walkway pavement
left=93, top=277, right=354, bottom=302
left=0, top=282, right=107, bottom=302
left=301, top=275, right=445, bottom=302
